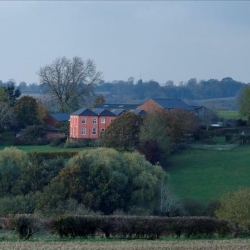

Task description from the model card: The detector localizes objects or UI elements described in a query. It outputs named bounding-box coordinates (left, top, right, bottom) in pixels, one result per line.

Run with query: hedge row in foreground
left=50, top=215, right=234, bottom=239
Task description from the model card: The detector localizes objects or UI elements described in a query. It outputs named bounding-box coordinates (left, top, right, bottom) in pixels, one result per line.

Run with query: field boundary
left=188, top=140, right=242, bottom=151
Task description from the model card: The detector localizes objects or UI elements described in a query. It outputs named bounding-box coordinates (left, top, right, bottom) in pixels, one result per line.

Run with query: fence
left=188, top=140, right=242, bottom=151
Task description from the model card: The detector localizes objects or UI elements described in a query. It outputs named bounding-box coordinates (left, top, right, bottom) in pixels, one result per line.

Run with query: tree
left=238, top=86, right=250, bottom=123
left=93, top=94, right=105, bottom=106
left=138, top=140, right=162, bottom=164
left=38, top=56, right=102, bottom=112
left=215, top=188, right=250, bottom=230
left=14, top=96, right=40, bottom=128
left=4, top=81, right=21, bottom=106
left=0, top=86, right=8, bottom=103
left=0, top=147, right=28, bottom=197
left=41, top=148, right=167, bottom=214
left=0, top=102, right=14, bottom=131
left=139, top=111, right=171, bottom=162
left=100, top=112, right=143, bottom=150
left=165, top=109, right=199, bottom=144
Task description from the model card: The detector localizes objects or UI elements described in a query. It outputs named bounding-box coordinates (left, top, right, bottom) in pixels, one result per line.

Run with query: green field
left=167, top=145, right=250, bottom=203
left=217, top=110, right=241, bottom=119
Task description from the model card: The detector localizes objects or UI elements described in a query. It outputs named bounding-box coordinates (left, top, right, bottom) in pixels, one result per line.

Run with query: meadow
left=167, top=145, right=250, bottom=203
left=217, top=110, right=241, bottom=120
left=0, top=239, right=250, bottom=250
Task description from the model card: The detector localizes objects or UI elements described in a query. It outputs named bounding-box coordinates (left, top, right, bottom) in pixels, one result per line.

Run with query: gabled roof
left=94, top=103, right=140, bottom=110
left=92, top=108, right=116, bottom=117
left=191, top=105, right=211, bottom=111
left=132, top=109, right=147, bottom=116
left=111, top=109, right=127, bottom=116
left=49, top=113, right=70, bottom=122
left=152, top=99, right=194, bottom=111
left=71, top=108, right=97, bottom=116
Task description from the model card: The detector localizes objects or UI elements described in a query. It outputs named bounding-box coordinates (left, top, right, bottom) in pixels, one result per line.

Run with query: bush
left=215, top=188, right=250, bottom=231
left=0, top=195, right=36, bottom=216
left=7, top=214, right=40, bottom=240
left=14, top=125, right=50, bottom=145
left=50, top=215, right=234, bottom=239
left=138, top=140, right=162, bottom=164
left=50, top=136, right=67, bottom=147
left=182, top=199, right=206, bottom=216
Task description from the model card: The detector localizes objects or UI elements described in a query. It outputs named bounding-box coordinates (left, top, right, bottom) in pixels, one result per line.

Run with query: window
left=101, top=128, right=105, bottom=132
left=93, top=118, right=97, bottom=124
left=110, top=119, right=114, bottom=123
left=101, top=118, right=105, bottom=124
left=81, top=127, right=86, bottom=135
left=92, top=128, right=97, bottom=135
left=81, top=118, right=86, bottom=124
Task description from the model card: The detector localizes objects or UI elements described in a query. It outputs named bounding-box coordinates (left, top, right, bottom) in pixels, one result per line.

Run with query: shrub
left=49, top=215, right=234, bottom=239
left=14, top=125, right=50, bottom=145
left=50, top=136, right=67, bottom=147
left=182, top=199, right=206, bottom=216
left=215, top=188, right=250, bottom=231
left=7, top=214, right=40, bottom=240
left=138, top=140, right=162, bottom=164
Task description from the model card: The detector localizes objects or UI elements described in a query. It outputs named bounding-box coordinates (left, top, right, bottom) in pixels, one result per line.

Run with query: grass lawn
left=167, top=145, right=250, bottom=203
left=217, top=110, right=241, bottom=120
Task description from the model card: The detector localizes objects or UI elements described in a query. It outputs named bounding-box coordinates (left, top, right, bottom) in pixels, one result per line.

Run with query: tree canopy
left=100, top=112, right=143, bottom=150
left=14, top=96, right=41, bottom=128
left=238, top=85, right=250, bottom=123
left=38, top=148, right=167, bottom=214
left=38, top=56, right=102, bottom=112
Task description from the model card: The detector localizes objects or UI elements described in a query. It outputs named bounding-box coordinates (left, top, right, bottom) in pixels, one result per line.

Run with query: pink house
left=70, top=108, right=116, bottom=139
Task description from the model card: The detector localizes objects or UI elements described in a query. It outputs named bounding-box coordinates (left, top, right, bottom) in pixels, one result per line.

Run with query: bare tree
left=160, top=182, right=182, bottom=216
left=38, top=56, right=102, bottom=112
left=0, top=102, right=14, bottom=130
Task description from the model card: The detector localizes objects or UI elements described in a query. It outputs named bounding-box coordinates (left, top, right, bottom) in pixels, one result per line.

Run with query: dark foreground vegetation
left=2, top=214, right=240, bottom=240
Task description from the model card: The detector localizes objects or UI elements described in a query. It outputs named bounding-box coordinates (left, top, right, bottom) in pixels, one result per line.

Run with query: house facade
left=70, top=108, right=116, bottom=139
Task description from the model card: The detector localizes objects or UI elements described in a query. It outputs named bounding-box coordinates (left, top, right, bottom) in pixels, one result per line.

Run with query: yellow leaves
left=215, top=188, right=250, bottom=230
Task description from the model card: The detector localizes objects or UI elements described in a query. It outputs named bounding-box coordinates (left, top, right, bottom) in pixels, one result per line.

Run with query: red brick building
left=69, top=99, right=195, bottom=140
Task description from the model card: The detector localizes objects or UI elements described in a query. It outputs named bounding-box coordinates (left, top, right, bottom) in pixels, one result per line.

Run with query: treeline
left=96, top=77, right=247, bottom=103
left=0, top=77, right=247, bottom=103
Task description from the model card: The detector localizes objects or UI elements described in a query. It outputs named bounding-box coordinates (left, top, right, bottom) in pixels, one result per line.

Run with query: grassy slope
left=167, top=145, right=250, bottom=203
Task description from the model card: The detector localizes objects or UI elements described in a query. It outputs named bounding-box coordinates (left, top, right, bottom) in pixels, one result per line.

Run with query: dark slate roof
left=71, top=108, right=98, bottom=116
left=49, top=113, right=70, bottom=121
left=133, top=109, right=147, bottom=116
left=152, top=99, right=194, bottom=111
left=94, top=103, right=140, bottom=110
left=92, top=108, right=116, bottom=116
left=111, top=109, right=127, bottom=116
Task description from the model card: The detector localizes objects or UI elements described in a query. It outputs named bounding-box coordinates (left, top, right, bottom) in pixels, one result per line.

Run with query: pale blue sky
left=0, top=1, right=250, bottom=85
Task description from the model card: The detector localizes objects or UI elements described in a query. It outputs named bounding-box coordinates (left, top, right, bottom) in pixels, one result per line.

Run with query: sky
left=0, top=1, right=250, bottom=85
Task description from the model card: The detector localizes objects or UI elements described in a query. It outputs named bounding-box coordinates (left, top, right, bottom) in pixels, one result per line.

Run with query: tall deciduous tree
left=0, top=102, right=14, bottom=131
left=38, top=56, right=102, bottom=112
left=14, top=96, right=40, bottom=128
left=4, top=82, right=21, bottom=106
left=238, top=86, right=250, bottom=123
left=100, top=112, right=143, bottom=151
left=139, top=111, right=171, bottom=157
